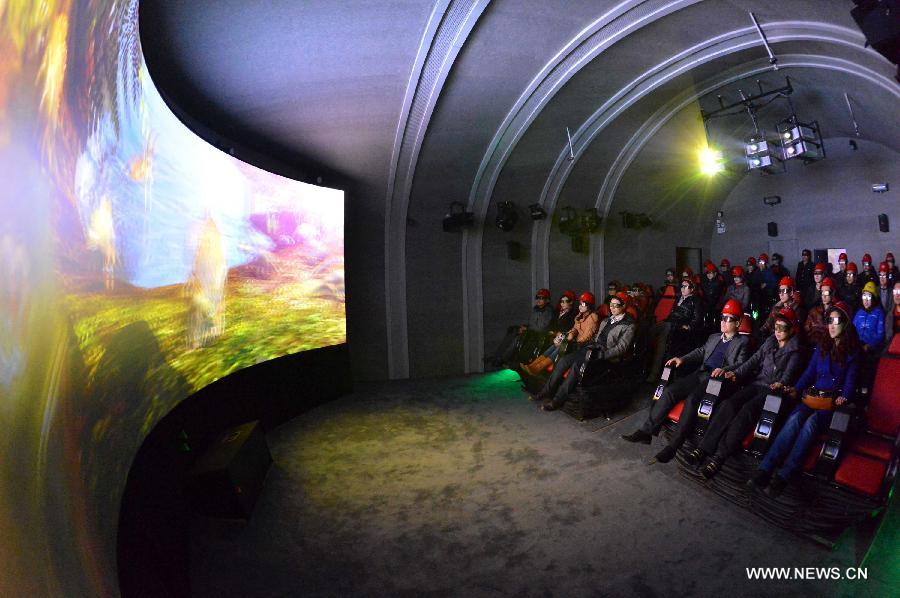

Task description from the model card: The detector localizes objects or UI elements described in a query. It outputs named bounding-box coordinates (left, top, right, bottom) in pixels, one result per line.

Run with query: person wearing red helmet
left=803, top=276, right=836, bottom=351
left=878, top=262, right=892, bottom=313
left=795, top=249, right=814, bottom=291
left=885, top=252, right=899, bottom=285
left=802, top=262, right=828, bottom=309
left=645, top=277, right=703, bottom=382
left=859, top=253, right=877, bottom=287
left=654, top=268, right=677, bottom=303
left=888, top=281, right=900, bottom=345
left=489, top=288, right=557, bottom=368
left=760, top=276, right=806, bottom=338
left=717, top=265, right=750, bottom=315
left=522, top=291, right=599, bottom=375
left=719, top=258, right=734, bottom=288
left=540, top=292, right=636, bottom=411
left=688, top=307, right=804, bottom=479
left=701, top=261, right=725, bottom=329
left=834, top=252, right=849, bottom=289
left=624, top=299, right=750, bottom=460
left=753, top=253, right=778, bottom=315
left=749, top=302, right=861, bottom=497
left=770, top=252, right=790, bottom=280
left=836, top=262, right=861, bottom=312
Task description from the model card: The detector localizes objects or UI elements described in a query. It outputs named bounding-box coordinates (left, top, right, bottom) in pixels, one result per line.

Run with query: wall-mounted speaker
left=878, top=213, right=889, bottom=233
left=767, top=222, right=778, bottom=237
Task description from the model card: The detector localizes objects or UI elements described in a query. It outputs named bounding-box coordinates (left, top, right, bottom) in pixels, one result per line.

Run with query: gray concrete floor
left=189, top=371, right=886, bottom=597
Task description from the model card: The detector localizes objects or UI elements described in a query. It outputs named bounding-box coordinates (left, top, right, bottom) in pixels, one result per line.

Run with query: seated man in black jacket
left=623, top=300, right=750, bottom=464
left=646, top=278, right=703, bottom=382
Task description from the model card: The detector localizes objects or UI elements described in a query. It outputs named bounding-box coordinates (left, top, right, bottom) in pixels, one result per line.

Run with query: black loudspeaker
left=571, top=234, right=588, bottom=254
left=767, top=222, right=778, bottom=237
left=879, top=213, right=890, bottom=232
left=507, top=240, right=521, bottom=260
left=851, top=1, right=900, bottom=64
left=187, top=420, right=272, bottom=519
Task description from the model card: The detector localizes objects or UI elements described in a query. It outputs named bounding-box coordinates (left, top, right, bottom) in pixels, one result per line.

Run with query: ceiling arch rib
left=461, top=0, right=706, bottom=373
left=587, top=54, right=900, bottom=291
left=383, top=0, right=490, bottom=379
left=529, top=23, right=890, bottom=290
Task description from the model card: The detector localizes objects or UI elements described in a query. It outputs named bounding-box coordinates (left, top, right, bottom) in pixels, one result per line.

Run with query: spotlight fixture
left=872, top=183, right=889, bottom=193
left=558, top=206, right=580, bottom=235
left=582, top=208, right=601, bottom=232
left=763, top=195, right=782, bottom=206
left=528, top=203, right=547, bottom=220
left=442, top=201, right=475, bottom=232
left=699, top=146, right=725, bottom=176
left=777, top=118, right=824, bottom=162
left=745, top=134, right=784, bottom=173
left=494, top=201, right=518, bottom=232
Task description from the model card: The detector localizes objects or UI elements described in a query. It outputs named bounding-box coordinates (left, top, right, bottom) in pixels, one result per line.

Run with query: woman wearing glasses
left=748, top=301, right=860, bottom=497
left=803, top=277, right=836, bottom=347
left=686, top=307, right=804, bottom=479
left=645, top=278, right=703, bottom=382
left=760, top=276, right=806, bottom=338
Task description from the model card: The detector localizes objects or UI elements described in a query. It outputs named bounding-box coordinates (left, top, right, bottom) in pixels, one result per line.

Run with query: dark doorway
left=676, top=247, right=702, bottom=277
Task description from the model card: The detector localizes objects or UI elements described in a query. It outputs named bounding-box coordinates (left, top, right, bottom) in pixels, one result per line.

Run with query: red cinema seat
left=738, top=313, right=753, bottom=335
left=653, top=286, right=676, bottom=322
left=845, top=434, right=894, bottom=462
left=741, top=428, right=755, bottom=450
left=888, top=334, right=900, bottom=356
left=834, top=453, right=888, bottom=497
left=668, top=400, right=685, bottom=423
left=803, top=442, right=825, bottom=472
left=866, top=358, right=900, bottom=438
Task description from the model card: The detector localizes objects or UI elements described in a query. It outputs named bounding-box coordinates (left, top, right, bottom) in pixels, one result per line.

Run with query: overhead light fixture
left=582, top=208, right=601, bottom=232
left=494, top=201, right=518, bottom=232
left=872, top=183, right=889, bottom=193
left=777, top=118, right=824, bottom=162
left=442, top=201, right=475, bottom=232
left=763, top=195, right=782, bottom=206
left=745, top=134, right=784, bottom=174
left=558, top=206, right=580, bottom=235
left=528, top=203, right=547, bottom=220
left=699, top=146, right=724, bottom=176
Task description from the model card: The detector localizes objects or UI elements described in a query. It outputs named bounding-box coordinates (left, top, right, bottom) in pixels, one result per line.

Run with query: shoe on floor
left=649, top=445, right=677, bottom=464
left=746, top=470, right=772, bottom=490
left=767, top=475, right=788, bottom=498
left=684, top=447, right=705, bottom=467
left=701, top=457, right=722, bottom=480
left=621, top=430, right=652, bottom=444
left=541, top=399, right=563, bottom=412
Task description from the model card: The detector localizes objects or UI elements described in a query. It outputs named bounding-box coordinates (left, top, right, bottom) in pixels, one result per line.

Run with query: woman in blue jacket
left=747, top=301, right=861, bottom=497
left=853, top=282, right=885, bottom=354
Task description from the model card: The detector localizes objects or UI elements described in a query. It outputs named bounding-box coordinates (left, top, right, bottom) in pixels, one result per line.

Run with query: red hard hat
left=721, top=299, right=743, bottom=318
left=704, top=262, right=717, bottom=273
left=746, top=257, right=756, bottom=266
left=758, top=253, right=769, bottom=263
left=829, top=301, right=852, bottom=322
left=846, top=262, right=858, bottom=273
left=813, top=262, right=827, bottom=273
left=879, top=262, right=890, bottom=273
left=561, top=290, right=576, bottom=302
left=863, top=253, right=872, bottom=263
left=720, top=258, right=730, bottom=267
left=579, top=291, right=595, bottom=304
left=536, top=288, right=551, bottom=299
left=838, top=252, right=847, bottom=262
left=778, top=276, right=794, bottom=288
left=681, top=267, right=694, bottom=278
left=731, top=265, right=744, bottom=278
left=775, top=306, right=797, bottom=326
left=613, top=291, right=630, bottom=306
left=821, top=277, right=835, bottom=289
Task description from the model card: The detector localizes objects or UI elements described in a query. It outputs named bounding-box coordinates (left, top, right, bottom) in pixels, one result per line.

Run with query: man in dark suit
left=622, top=299, right=751, bottom=463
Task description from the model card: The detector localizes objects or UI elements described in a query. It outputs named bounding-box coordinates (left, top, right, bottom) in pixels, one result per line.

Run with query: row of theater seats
left=658, top=334, right=899, bottom=542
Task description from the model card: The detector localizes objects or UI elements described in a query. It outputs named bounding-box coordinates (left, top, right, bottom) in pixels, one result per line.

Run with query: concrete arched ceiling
left=140, top=0, right=899, bottom=380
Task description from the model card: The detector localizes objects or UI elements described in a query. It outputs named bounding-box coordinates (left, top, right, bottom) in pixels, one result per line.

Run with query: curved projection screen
left=0, top=1, right=344, bottom=594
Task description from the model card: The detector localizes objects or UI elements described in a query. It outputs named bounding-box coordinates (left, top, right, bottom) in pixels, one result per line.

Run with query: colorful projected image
left=0, top=1, right=344, bottom=595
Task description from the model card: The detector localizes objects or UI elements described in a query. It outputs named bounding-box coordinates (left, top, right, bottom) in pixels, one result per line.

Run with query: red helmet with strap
left=778, top=276, right=794, bottom=288
left=721, top=299, right=743, bottom=318
left=579, top=291, right=595, bottom=305
left=731, top=265, right=744, bottom=278
left=846, top=262, right=858, bottom=273
left=536, top=288, right=551, bottom=299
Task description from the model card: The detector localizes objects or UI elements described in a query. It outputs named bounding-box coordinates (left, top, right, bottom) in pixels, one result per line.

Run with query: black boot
left=621, top=430, right=652, bottom=444
left=684, top=447, right=705, bottom=467
left=650, top=445, right=677, bottom=464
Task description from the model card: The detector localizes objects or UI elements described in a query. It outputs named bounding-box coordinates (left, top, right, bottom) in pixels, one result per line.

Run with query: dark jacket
left=731, top=334, right=803, bottom=387
left=679, top=332, right=751, bottom=372
left=665, top=294, right=703, bottom=331
left=528, top=305, right=556, bottom=332
left=585, top=313, right=636, bottom=362
left=701, top=274, right=724, bottom=312
left=718, top=284, right=750, bottom=313
left=796, top=260, right=814, bottom=291
left=553, top=309, right=577, bottom=335
left=838, top=281, right=861, bottom=313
